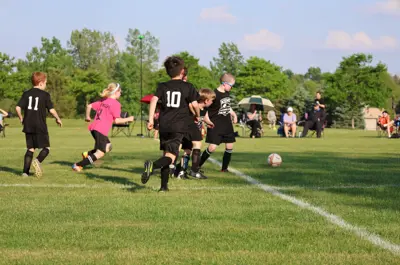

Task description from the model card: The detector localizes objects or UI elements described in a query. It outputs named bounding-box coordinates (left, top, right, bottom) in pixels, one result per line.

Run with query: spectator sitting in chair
left=283, top=107, right=297, bottom=138
left=377, top=111, right=394, bottom=138
left=301, top=103, right=325, bottom=138
left=0, top=108, right=9, bottom=132
left=247, top=104, right=262, bottom=138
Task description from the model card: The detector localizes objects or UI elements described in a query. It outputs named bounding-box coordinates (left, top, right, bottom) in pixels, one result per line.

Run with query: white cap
left=287, top=107, right=293, bottom=112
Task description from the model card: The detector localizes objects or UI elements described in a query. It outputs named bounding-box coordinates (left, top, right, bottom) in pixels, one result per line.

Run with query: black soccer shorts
left=205, top=128, right=236, bottom=145
left=91, top=130, right=110, bottom=153
left=159, top=132, right=186, bottom=156
left=181, top=124, right=203, bottom=150
left=25, top=133, right=50, bottom=149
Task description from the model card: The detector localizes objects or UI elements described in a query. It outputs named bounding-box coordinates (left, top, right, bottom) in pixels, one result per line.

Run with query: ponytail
left=100, top=83, right=120, bottom=98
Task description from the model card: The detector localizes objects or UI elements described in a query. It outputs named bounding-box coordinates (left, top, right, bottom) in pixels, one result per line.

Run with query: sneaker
left=189, top=170, right=208, bottom=179
left=32, top=159, right=43, bottom=178
left=221, top=169, right=229, bottom=173
left=21, top=173, right=29, bottom=178
left=177, top=170, right=190, bottom=180
left=141, top=160, right=153, bottom=184
left=72, top=164, right=83, bottom=172
left=82, top=151, right=88, bottom=159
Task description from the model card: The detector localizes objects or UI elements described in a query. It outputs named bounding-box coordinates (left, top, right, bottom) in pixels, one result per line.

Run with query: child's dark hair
left=164, top=56, right=185, bottom=78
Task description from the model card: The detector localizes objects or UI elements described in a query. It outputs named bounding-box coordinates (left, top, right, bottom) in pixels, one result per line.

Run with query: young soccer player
left=175, top=88, right=216, bottom=179
left=199, top=73, right=238, bottom=173
left=0, top=108, right=9, bottom=132
left=72, top=83, right=134, bottom=171
left=141, top=56, right=200, bottom=192
left=15, top=72, right=62, bottom=178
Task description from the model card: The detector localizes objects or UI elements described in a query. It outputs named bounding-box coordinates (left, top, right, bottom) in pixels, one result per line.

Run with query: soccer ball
left=268, top=153, right=282, bottom=167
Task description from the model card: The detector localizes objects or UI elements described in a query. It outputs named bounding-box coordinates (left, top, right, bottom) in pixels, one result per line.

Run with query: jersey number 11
left=28, top=96, right=39, bottom=111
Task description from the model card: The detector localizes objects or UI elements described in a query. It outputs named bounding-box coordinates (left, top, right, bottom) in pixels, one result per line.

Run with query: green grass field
left=0, top=119, right=399, bottom=264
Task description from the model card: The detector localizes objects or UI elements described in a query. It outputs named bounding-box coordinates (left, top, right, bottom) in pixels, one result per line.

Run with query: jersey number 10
left=28, top=96, right=39, bottom=111
left=166, top=91, right=181, bottom=108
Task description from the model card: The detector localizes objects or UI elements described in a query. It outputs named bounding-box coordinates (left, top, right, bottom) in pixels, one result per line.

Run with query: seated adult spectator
left=283, top=107, right=297, bottom=138
left=247, top=104, right=262, bottom=138
left=301, top=103, right=325, bottom=138
left=377, top=111, right=394, bottom=138
left=0, top=108, right=9, bottom=132
left=267, top=110, right=277, bottom=130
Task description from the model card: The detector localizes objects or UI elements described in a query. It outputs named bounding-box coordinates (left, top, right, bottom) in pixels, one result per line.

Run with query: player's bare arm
left=0, top=109, right=8, bottom=117
left=191, top=101, right=201, bottom=121
left=203, top=111, right=214, bottom=128
left=230, top=108, right=238, bottom=124
left=49, top=109, right=62, bottom=127
left=148, top=96, right=158, bottom=130
left=115, top=116, right=134, bottom=124
left=85, top=104, right=93, bottom=122
left=15, top=106, right=23, bottom=123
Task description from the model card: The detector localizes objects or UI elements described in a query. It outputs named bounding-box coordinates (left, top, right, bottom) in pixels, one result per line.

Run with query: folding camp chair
left=0, top=118, right=9, bottom=138
left=111, top=112, right=135, bottom=137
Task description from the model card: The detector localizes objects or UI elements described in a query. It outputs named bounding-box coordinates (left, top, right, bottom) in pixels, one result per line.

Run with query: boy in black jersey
left=141, top=56, right=200, bottom=192
left=199, top=73, right=238, bottom=173
left=15, top=72, right=62, bottom=178
left=175, top=88, right=216, bottom=180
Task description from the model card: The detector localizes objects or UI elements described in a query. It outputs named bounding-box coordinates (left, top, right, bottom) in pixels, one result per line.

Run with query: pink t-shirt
left=88, top=98, right=121, bottom=136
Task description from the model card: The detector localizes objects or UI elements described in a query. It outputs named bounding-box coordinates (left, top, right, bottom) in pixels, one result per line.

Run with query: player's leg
left=221, top=133, right=236, bottom=172
left=159, top=151, right=176, bottom=191
left=30, top=134, right=50, bottom=178
left=199, top=128, right=220, bottom=168
left=73, top=131, right=107, bottom=171
left=189, top=140, right=207, bottom=179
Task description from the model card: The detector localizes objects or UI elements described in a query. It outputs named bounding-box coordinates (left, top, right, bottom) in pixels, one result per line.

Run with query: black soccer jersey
left=17, top=88, right=54, bottom=134
left=207, top=89, right=234, bottom=134
left=156, top=80, right=198, bottom=133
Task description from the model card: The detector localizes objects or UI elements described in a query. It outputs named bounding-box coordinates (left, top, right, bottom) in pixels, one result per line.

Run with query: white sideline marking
left=208, top=158, right=400, bottom=256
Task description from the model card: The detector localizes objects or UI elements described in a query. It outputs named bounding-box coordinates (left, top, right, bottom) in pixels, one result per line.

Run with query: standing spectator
left=315, top=91, right=326, bottom=110
left=283, top=107, right=297, bottom=138
left=267, top=110, right=276, bottom=130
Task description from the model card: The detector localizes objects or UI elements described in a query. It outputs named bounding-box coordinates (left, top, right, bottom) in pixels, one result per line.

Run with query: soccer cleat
left=21, top=173, right=29, bottom=178
left=32, top=159, right=43, bottom=178
left=141, top=160, right=153, bottom=184
left=221, top=169, right=229, bottom=173
left=81, top=151, right=88, bottom=159
left=72, top=164, right=83, bottom=172
left=189, top=170, right=208, bottom=179
left=177, top=170, right=190, bottom=180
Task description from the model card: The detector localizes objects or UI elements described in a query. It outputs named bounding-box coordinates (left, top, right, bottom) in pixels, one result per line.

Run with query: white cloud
left=242, top=29, right=284, bottom=51
left=199, top=6, right=236, bottom=23
left=325, top=31, right=397, bottom=50
left=367, top=0, right=400, bottom=15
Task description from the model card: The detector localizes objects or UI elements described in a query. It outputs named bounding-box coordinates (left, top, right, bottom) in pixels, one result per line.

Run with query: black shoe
left=189, top=170, right=208, bottom=179
left=158, top=187, right=169, bottom=192
left=141, top=160, right=153, bottom=184
left=177, top=170, right=190, bottom=180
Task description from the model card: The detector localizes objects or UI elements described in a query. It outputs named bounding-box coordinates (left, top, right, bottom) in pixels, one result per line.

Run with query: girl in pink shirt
left=72, top=83, right=134, bottom=171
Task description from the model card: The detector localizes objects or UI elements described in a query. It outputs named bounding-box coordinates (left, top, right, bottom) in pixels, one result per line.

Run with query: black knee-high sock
left=160, top=166, right=169, bottom=189
left=88, top=149, right=96, bottom=156
left=153, top=156, right=173, bottom=170
left=23, top=150, right=34, bottom=174
left=199, top=148, right=212, bottom=167
left=222, top=149, right=233, bottom=170
left=76, top=153, right=98, bottom=167
left=191, top=149, right=201, bottom=172
left=37, top=148, right=50, bottom=163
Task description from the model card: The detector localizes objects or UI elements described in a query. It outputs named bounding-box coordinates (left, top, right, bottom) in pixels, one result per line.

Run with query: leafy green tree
left=304, top=66, right=322, bottom=82
left=210, top=42, right=244, bottom=78
left=235, top=57, right=290, bottom=101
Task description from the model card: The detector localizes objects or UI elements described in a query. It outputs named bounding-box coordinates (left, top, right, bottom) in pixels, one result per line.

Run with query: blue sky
left=1, top=0, right=399, bottom=74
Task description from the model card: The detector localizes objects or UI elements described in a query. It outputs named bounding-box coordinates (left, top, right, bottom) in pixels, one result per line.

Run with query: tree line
left=1, top=28, right=400, bottom=128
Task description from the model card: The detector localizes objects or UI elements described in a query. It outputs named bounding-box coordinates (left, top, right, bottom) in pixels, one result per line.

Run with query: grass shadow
left=0, top=166, right=21, bottom=175
left=83, top=172, right=144, bottom=192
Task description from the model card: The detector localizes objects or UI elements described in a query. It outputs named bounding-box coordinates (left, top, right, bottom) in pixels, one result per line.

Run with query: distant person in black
left=301, top=103, right=325, bottom=138
left=141, top=56, right=200, bottom=192
left=15, top=72, right=62, bottom=178
left=314, top=91, right=326, bottom=110
left=199, top=73, right=238, bottom=173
